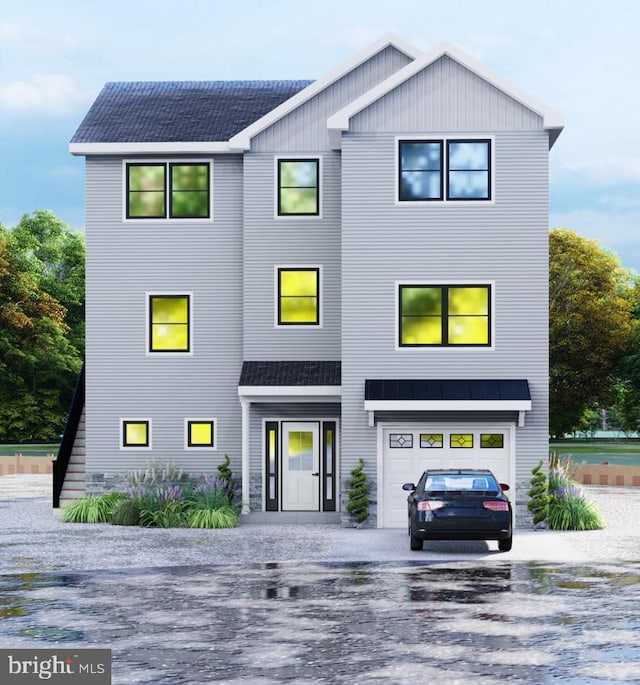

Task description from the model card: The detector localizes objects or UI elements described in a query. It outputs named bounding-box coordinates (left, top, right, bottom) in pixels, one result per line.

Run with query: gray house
left=58, top=33, right=563, bottom=527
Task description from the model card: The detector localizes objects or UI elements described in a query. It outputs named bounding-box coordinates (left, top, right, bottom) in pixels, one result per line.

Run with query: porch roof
left=239, top=361, right=341, bottom=387
left=365, top=379, right=530, bottom=401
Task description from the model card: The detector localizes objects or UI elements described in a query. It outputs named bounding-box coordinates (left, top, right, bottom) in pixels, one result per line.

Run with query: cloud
left=0, top=74, right=87, bottom=114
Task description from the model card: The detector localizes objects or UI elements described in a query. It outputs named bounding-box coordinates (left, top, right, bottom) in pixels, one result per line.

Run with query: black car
left=403, top=469, right=513, bottom=552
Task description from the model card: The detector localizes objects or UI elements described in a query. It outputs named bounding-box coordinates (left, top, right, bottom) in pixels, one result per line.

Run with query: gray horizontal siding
left=85, top=155, right=243, bottom=477
left=340, top=130, right=549, bottom=483
left=242, top=152, right=341, bottom=359
left=352, top=55, right=543, bottom=133
left=252, top=45, right=413, bottom=152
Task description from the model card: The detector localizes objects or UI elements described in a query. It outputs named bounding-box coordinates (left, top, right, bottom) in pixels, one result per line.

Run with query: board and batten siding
left=351, top=55, right=543, bottom=133
left=242, top=151, right=341, bottom=360
left=251, top=45, right=413, bottom=152
left=84, top=155, right=243, bottom=476
left=340, top=130, right=549, bottom=484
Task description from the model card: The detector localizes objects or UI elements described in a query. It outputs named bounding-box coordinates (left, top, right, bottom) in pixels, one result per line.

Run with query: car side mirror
left=402, top=483, right=416, bottom=491
left=500, top=483, right=510, bottom=492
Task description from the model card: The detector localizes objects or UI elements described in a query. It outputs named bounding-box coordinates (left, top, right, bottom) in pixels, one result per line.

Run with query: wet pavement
left=1, top=560, right=640, bottom=684
left=2, top=481, right=640, bottom=683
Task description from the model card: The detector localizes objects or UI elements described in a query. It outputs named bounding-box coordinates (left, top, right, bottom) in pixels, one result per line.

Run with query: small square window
left=277, top=159, right=319, bottom=215
left=481, top=433, right=504, bottom=448
left=187, top=420, right=216, bottom=448
left=122, top=420, right=150, bottom=448
left=420, top=433, right=443, bottom=448
left=450, top=433, right=473, bottom=448
left=149, top=295, right=190, bottom=353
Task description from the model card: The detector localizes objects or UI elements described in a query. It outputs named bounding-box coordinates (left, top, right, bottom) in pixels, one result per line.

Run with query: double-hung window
left=398, top=139, right=491, bottom=202
left=126, top=162, right=211, bottom=219
left=277, top=159, right=320, bottom=216
left=148, top=294, right=191, bottom=353
left=276, top=267, right=320, bottom=326
left=398, top=284, right=491, bottom=347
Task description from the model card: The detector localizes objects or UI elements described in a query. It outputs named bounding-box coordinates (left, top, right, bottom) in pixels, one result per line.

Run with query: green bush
left=547, top=488, right=605, bottom=531
left=527, top=460, right=550, bottom=527
left=187, top=507, right=238, bottom=529
left=346, top=458, right=370, bottom=524
left=217, top=454, right=233, bottom=483
left=110, top=498, right=142, bottom=526
left=547, top=452, right=604, bottom=531
left=62, top=492, right=126, bottom=523
left=139, top=501, right=186, bottom=528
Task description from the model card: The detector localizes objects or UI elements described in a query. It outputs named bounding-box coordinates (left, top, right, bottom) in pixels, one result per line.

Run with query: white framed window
left=146, top=292, right=194, bottom=356
left=185, top=418, right=217, bottom=450
left=123, top=159, right=213, bottom=222
left=274, top=156, right=322, bottom=219
left=274, top=265, right=323, bottom=328
left=395, top=280, right=495, bottom=351
left=396, top=137, right=494, bottom=204
left=120, top=419, right=152, bottom=449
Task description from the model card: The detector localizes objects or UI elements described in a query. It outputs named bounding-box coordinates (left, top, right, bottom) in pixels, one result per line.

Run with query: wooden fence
left=0, top=454, right=53, bottom=476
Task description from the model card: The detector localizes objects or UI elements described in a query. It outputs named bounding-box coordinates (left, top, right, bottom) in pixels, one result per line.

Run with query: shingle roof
left=239, top=361, right=341, bottom=386
left=71, top=80, right=313, bottom=143
left=364, top=379, right=531, bottom=401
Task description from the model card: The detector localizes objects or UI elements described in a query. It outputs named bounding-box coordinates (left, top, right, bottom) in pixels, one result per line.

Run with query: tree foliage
left=549, top=229, right=634, bottom=437
left=0, top=211, right=84, bottom=441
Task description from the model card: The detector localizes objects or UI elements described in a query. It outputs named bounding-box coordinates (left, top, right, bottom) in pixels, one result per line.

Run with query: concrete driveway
left=0, top=475, right=638, bottom=572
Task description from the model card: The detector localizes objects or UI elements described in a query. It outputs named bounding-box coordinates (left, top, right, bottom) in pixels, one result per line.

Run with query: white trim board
left=327, top=41, right=564, bottom=149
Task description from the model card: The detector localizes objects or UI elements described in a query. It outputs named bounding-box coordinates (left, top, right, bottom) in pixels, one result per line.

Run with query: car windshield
left=423, top=474, right=499, bottom=494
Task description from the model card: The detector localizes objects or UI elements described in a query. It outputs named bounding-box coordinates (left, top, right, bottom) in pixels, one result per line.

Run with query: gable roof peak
left=327, top=38, right=564, bottom=148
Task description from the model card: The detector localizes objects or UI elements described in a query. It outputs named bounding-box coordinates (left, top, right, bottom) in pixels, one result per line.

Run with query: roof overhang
left=364, top=378, right=532, bottom=426
left=327, top=41, right=564, bottom=150
left=69, top=141, right=239, bottom=156
left=238, top=385, right=341, bottom=404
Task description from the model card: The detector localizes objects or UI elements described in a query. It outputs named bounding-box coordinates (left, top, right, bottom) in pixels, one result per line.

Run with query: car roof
left=423, top=469, right=495, bottom=476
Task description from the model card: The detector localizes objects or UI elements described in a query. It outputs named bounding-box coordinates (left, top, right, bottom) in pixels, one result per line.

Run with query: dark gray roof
left=365, top=379, right=531, bottom=401
left=71, top=80, right=313, bottom=143
left=240, top=361, right=341, bottom=386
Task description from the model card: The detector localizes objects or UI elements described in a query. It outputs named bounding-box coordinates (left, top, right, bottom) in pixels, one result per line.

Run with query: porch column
left=240, top=398, right=250, bottom=515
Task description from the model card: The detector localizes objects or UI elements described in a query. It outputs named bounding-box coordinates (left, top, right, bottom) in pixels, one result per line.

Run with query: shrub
left=139, top=501, right=186, bottom=528
left=187, top=507, right=239, bottom=529
left=186, top=476, right=238, bottom=512
left=110, top=498, right=142, bottom=526
left=527, top=460, right=550, bottom=527
left=125, top=460, right=185, bottom=488
left=547, top=488, right=605, bottom=531
left=63, top=492, right=125, bottom=523
left=346, top=458, right=370, bottom=524
left=547, top=453, right=604, bottom=531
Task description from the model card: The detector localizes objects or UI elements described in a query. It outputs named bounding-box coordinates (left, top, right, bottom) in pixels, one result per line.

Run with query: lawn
left=0, top=444, right=59, bottom=457
left=550, top=440, right=640, bottom=465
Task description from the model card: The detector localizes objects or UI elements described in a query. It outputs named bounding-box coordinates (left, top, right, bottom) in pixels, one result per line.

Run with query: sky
left=1, top=0, right=639, bottom=268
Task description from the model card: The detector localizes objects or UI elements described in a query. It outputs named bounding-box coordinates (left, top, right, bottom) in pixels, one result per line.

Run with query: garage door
left=381, top=425, right=512, bottom=528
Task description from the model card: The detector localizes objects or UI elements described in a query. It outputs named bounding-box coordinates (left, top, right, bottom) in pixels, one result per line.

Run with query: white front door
left=282, top=422, right=320, bottom=511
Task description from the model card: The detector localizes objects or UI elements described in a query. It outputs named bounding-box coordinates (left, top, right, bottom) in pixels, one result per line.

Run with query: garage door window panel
left=420, top=433, right=443, bottom=448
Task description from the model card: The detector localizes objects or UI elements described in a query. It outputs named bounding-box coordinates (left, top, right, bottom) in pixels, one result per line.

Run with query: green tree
left=609, top=381, right=640, bottom=437
left=0, top=212, right=84, bottom=441
left=550, top=229, right=634, bottom=438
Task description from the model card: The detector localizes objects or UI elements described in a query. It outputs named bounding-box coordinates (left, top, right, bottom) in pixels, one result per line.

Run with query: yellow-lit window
left=122, top=420, right=150, bottom=448
left=187, top=420, right=215, bottom=448
left=149, top=295, right=190, bottom=352
left=450, top=433, right=473, bottom=448
left=399, top=284, right=490, bottom=347
left=278, top=268, right=319, bottom=325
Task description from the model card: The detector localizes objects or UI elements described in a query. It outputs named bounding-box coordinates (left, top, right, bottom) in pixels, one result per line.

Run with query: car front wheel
left=498, top=536, right=512, bottom=552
